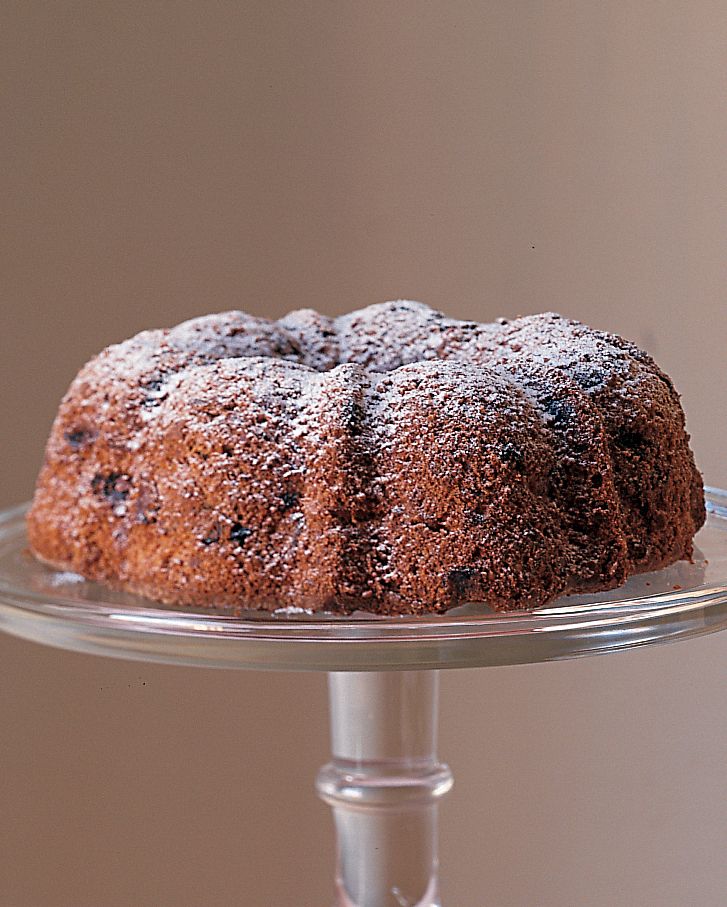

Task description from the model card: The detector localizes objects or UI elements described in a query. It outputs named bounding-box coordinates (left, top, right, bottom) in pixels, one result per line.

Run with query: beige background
left=2, top=2, right=727, bottom=905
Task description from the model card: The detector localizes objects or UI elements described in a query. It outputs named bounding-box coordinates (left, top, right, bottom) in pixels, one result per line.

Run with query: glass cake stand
left=2, top=488, right=727, bottom=907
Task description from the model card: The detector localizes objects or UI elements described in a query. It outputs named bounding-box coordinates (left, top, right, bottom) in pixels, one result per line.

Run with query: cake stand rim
left=0, top=488, right=725, bottom=671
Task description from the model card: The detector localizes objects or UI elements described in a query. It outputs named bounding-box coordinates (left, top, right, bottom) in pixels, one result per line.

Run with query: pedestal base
left=317, top=672, right=452, bottom=907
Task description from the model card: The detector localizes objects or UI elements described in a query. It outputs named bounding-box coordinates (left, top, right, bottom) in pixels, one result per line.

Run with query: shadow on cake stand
left=2, top=489, right=727, bottom=907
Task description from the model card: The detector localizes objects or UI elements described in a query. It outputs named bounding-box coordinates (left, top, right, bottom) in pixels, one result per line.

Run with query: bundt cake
left=27, top=301, right=705, bottom=615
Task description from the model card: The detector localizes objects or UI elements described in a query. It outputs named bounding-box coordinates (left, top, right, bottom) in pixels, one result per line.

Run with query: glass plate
left=1, top=489, right=726, bottom=671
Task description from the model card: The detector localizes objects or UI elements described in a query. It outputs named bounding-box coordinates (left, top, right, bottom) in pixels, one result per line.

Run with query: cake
left=27, top=301, right=705, bottom=615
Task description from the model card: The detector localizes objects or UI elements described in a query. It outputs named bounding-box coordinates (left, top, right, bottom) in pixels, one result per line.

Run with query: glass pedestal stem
left=317, top=671, right=453, bottom=907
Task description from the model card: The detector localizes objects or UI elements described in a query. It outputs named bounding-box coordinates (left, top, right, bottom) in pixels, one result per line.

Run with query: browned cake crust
left=27, top=302, right=706, bottom=614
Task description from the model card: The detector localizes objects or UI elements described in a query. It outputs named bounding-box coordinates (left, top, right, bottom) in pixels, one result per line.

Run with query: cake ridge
left=491, top=358, right=631, bottom=592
